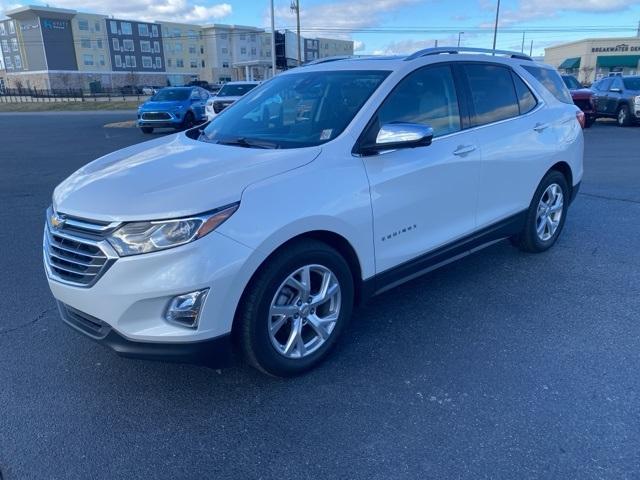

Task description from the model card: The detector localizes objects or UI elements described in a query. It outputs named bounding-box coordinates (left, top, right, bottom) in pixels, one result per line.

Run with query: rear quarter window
left=522, top=65, right=573, bottom=104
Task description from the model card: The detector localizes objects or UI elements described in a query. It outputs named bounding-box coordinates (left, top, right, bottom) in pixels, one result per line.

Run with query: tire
left=584, top=116, right=595, bottom=128
left=181, top=112, right=195, bottom=130
left=140, top=127, right=153, bottom=134
left=617, top=104, right=631, bottom=127
left=512, top=170, right=569, bottom=253
left=237, top=239, right=354, bottom=377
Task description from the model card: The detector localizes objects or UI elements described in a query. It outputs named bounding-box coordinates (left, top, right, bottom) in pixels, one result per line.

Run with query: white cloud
left=353, top=40, right=365, bottom=51
left=1, top=0, right=232, bottom=23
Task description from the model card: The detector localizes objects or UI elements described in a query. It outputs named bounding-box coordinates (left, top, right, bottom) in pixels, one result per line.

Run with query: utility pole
left=457, top=32, right=464, bottom=47
left=270, top=0, right=276, bottom=77
left=529, top=39, right=533, bottom=57
left=521, top=31, right=525, bottom=53
left=435, top=39, right=438, bottom=47
left=492, top=0, right=500, bottom=53
left=290, top=0, right=301, bottom=65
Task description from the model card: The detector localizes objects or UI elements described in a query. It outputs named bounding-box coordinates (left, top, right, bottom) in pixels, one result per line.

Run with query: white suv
left=44, top=48, right=583, bottom=377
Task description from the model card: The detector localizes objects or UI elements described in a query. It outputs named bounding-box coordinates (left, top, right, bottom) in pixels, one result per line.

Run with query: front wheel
left=181, top=112, right=195, bottom=130
left=512, top=170, right=569, bottom=253
left=237, top=239, right=354, bottom=377
left=617, top=105, right=631, bottom=127
left=140, top=127, right=153, bottom=134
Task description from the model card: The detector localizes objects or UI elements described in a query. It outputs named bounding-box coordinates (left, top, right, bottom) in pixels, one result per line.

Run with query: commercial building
left=0, top=5, right=354, bottom=91
left=545, top=36, right=640, bottom=85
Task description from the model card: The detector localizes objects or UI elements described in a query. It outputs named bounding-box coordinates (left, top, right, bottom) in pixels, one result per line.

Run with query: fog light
left=165, top=289, right=209, bottom=328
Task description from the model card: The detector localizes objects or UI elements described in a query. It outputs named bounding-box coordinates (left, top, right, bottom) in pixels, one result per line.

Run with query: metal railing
left=0, top=87, right=149, bottom=103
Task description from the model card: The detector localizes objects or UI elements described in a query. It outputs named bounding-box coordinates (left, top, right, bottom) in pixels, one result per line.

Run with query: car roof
left=224, top=81, right=260, bottom=85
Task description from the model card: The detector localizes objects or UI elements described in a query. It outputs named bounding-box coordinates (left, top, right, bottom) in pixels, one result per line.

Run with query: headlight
left=107, top=204, right=238, bottom=256
left=634, top=95, right=640, bottom=106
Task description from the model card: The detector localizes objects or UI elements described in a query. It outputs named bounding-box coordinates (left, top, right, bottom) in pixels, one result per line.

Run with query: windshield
left=152, top=88, right=190, bottom=101
left=623, top=77, right=640, bottom=90
left=562, top=75, right=581, bottom=90
left=202, top=70, right=390, bottom=149
left=217, top=84, right=258, bottom=97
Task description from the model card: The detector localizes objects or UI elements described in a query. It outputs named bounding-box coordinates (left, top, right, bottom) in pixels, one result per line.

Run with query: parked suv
left=562, top=74, right=595, bottom=127
left=591, top=75, right=640, bottom=126
left=137, top=86, right=210, bottom=133
left=44, top=48, right=583, bottom=377
left=205, top=81, right=259, bottom=120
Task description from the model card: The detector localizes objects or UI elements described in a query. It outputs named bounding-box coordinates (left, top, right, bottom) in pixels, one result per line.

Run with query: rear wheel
left=181, top=112, right=195, bottom=130
left=512, top=170, right=569, bottom=253
left=140, top=127, right=153, bottom=134
left=584, top=116, right=595, bottom=128
left=617, top=105, right=631, bottom=127
left=237, top=239, right=354, bottom=377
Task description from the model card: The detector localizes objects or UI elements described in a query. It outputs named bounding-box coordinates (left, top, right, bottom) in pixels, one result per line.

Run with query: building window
left=265, top=50, right=270, bottom=57
left=171, top=28, right=180, bottom=38
left=96, top=39, right=103, bottom=49
left=2, top=40, right=9, bottom=53
left=240, top=47, right=246, bottom=55
left=0, top=23, right=5, bottom=36
left=124, top=55, right=136, bottom=68
left=121, top=22, right=132, bottom=35
left=251, top=47, right=256, bottom=56
left=239, top=33, right=246, bottom=40
left=219, top=33, right=227, bottom=40
left=78, top=19, right=89, bottom=30
left=138, top=24, right=149, bottom=36
left=167, top=58, right=172, bottom=67
left=155, top=56, right=162, bottom=69
left=123, top=39, right=134, bottom=52
left=11, top=38, right=18, bottom=51
left=189, top=45, right=196, bottom=54
left=175, top=43, right=183, bottom=53
left=8, top=21, right=15, bottom=34
left=5, top=56, right=13, bottom=69
left=14, top=55, right=21, bottom=68
left=190, top=60, right=198, bottom=68
left=83, top=54, right=94, bottom=65
left=221, top=47, right=228, bottom=55
left=187, top=29, right=197, bottom=40
left=110, top=20, right=118, bottom=34
left=250, top=33, right=256, bottom=42
left=151, top=25, right=158, bottom=37
left=201, top=60, right=205, bottom=68
left=99, top=54, right=105, bottom=66
left=222, top=61, right=229, bottom=68
left=176, top=59, right=184, bottom=68
left=112, top=38, right=120, bottom=51
left=114, top=55, right=122, bottom=67
left=80, top=37, right=91, bottom=49
left=153, top=41, right=160, bottom=53
left=142, top=56, right=152, bottom=68
left=140, top=40, right=151, bottom=52
left=95, top=21, right=101, bottom=32
left=0, top=57, right=4, bottom=70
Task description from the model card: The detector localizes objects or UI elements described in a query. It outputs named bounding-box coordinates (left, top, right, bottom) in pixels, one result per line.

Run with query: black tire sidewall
left=524, top=171, right=569, bottom=252
left=243, top=243, right=354, bottom=376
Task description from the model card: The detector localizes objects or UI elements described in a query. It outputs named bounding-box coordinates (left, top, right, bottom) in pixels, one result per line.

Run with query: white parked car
left=205, top=81, right=259, bottom=120
left=44, top=48, right=583, bottom=377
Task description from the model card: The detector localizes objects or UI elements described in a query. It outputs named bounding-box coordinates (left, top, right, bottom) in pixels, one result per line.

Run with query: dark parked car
left=591, top=76, right=640, bottom=126
left=120, top=85, right=143, bottom=95
left=561, top=75, right=595, bottom=128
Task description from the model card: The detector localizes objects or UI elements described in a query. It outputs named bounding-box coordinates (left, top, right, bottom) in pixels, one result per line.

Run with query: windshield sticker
left=320, top=129, right=333, bottom=140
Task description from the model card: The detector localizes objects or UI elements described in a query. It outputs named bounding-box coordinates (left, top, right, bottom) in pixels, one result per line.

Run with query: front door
left=361, top=64, right=480, bottom=275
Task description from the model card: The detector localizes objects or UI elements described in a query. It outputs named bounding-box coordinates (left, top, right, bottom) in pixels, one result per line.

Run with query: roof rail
left=302, top=55, right=360, bottom=66
left=405, top=47, right=533, bottom=62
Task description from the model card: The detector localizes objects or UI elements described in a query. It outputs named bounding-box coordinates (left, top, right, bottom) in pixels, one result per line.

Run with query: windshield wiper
left=216, top=137, right=279, bottom=149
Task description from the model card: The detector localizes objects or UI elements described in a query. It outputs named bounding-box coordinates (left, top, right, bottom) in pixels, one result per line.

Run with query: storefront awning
left=596, top=55, right=640, bottom=68
left=558, top=57, right=581, bottom=69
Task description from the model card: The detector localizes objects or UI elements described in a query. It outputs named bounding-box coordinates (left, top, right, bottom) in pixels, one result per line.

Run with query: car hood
left=212, top=96, right=241, bottom=102
left=140, top=100, right=185, bottom=110
left=53, top=133, right=321, bottom=222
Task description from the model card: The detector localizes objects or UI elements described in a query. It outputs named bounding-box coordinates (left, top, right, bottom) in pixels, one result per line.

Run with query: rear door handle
left=453, top=145, right=477, bottom=156
left=534, top=122, right=550, bottom=132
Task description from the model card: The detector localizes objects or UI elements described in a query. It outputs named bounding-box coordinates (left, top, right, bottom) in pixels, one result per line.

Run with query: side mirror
left=609, top=87, right=622, bottom=93
left=362, top=123, right=434, bottom=154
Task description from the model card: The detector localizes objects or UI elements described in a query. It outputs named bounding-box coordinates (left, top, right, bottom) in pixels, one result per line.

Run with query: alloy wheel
left=268, top=264, right=341, bottom=359
left=535, top=183, right=564, bottom=241
left=618, top=108, right=626, bottom=125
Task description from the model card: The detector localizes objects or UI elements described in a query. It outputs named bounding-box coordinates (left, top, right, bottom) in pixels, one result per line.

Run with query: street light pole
left=290, top=0, right=301, bottom=65
left=270, top=0, right=276, bottom=77
left=492, top=0, right=500, bottom=53
left=457, top=31, right=464, bottom=47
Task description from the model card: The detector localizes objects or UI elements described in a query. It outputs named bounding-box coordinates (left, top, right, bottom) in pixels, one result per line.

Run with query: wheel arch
left=548, top=161, right=573, bottom=191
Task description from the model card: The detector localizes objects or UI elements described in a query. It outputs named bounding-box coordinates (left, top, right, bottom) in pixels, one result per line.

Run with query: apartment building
left=0, top=5, right=355, bottom=91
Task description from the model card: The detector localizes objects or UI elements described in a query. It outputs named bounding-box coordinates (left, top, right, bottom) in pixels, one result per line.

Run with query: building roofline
left=5, top=4, right=77, bottom=18
left=200, top=23, right=264, bottom=32
left=545, top=36, right=640, bottom=50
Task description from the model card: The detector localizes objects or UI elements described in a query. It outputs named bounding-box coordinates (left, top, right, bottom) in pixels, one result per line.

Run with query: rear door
left=593, top=77, right=612, bottom=114
left=461, top=63, right=558, bottom=227
left=606, top=77, right=624, bottom=114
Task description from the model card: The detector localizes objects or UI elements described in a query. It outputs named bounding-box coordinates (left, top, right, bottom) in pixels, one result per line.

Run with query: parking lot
left=0, top=112, right=639, bottom=479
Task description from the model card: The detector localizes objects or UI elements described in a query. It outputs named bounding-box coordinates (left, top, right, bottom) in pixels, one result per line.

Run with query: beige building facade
left=545, top=36, right=640, bottom=85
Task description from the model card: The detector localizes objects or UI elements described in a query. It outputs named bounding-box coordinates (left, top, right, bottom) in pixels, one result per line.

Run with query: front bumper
left=137, top=111, right=184, bottom=129
left=58, top=302, right=234, bottom=366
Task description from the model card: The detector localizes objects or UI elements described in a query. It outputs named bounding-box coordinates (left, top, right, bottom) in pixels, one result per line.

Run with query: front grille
left=573, top=99, right=593, bottom=112
left=141, top=111, right=171, bottom=120
left=213, top=101, right=232, bottom=113
left=44, top=209, right=119, bottom=287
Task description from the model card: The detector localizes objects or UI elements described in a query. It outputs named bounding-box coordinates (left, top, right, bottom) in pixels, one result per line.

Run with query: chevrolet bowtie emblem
left=51, top=212, right=66, bottom=229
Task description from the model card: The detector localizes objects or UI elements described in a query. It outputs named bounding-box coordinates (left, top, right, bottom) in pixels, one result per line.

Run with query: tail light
left=576, top=110, right=585, bottom=129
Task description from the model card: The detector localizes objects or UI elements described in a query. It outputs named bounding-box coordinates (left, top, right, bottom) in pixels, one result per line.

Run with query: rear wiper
left=216, top=137, right=279, bottom=149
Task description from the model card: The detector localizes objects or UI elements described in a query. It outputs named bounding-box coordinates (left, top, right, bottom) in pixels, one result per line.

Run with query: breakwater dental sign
left=592, top=44, right=640, bottom=53
left=42, top=19, right=68, bottom=30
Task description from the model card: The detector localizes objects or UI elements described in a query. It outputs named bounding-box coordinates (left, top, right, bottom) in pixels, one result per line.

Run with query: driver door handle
left=534, top=122, right=550, bottom=132
left=453, top=145, right=477, bottom=156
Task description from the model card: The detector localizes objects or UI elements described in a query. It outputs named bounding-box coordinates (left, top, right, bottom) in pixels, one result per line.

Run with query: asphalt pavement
left=0, top=112, right=639, bottom=479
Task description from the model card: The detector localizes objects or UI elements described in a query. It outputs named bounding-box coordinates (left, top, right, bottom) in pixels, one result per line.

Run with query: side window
left=522, top=65, right=573, bottom=104
left=200, top=89, right=209, bottom=100
left=511, top=72, right=537, bottom=114
left=599, top=78, right=612, bottom=92
left=190, top=89, right=200, bottom=100
left=464, top=64, right=519, bottom=126
left=611, top=77, right=623, bottom=90
left=377, top=65, right=461, bottom=137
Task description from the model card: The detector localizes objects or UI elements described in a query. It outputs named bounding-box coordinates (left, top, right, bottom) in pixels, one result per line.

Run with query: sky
left=2, top=0, right=640, bottom=56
